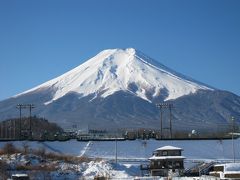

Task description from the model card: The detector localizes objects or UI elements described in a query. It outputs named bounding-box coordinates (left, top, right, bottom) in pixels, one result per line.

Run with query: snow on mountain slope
left=15, top=48, right=213, bottom=105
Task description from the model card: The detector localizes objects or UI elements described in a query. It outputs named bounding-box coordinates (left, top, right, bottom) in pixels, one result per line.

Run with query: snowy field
left=0, top=139, right=239, bottom=179
left=0, top=139, right=239, bottom=161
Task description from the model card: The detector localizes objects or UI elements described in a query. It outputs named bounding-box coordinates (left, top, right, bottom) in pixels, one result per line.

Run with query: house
left=209, top=163, right=240, bottom=179
left=148, top=146, right=185, bottom=177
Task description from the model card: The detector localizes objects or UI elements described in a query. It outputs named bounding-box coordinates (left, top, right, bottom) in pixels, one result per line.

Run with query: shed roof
left=155, top=146, right=183, bottom=151
left=12, top=174, right=29, bottom=177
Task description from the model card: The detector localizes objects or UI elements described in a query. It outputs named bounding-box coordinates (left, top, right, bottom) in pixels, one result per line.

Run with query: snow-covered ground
left=0, top=153, right=141, bottom=179
left=1, top=139, right=239, bottom=179
left=0, top=139, right=239, bottom=161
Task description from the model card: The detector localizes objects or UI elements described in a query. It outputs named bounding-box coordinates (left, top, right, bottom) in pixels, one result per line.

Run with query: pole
left=1, top=123, right=3, bottom=139
left=4, top=121, right=7, bottom=139
left=16, top=104, right=35, bottom=140
left=17, top=104, right=23, bottom=139
left=19, top=105, right=22, bottom=138
left=160, top=107, right=163, bottom=139
left=115, top=138, right=118, bottom=163
left=156, top=103, right=173, bottom=139
left=29, top=104, right=32, bottom=139
left=11, top=119, right=13, bottom=139
left=169, top=105, right=173, bottom=139
left=232, top=116, right=235, bottom=163
left=13, top=119, right=16, bottom=139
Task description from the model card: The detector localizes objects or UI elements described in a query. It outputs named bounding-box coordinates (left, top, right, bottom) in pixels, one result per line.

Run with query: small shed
left=11, top=174, right=29, bottom=180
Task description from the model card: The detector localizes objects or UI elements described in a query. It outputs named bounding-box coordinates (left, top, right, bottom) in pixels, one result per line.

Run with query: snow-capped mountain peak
left=15, top=48, right=213, bottom=105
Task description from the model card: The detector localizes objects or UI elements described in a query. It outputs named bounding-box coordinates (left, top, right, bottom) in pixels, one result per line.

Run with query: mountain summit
left=1, top=48, right=239, bottom=131
left=16, top=48, right=212, bottom=105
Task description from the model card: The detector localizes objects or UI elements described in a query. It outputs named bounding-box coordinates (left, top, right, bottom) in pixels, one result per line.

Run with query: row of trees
left=0, top=116, right=63, bottom=140
left=124, top=126, right=239, bottom=140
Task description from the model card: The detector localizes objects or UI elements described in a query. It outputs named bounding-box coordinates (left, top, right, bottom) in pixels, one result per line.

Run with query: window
left=175, top=162, right=180, bottom=167
left=174, top=161, right=182, bottom=168
left=162, top=151, right=168, bottom=156
left=162, top=161, right=167, bottom=168
left=151, top=161, right=154, bottom=166
left=168, top=150, right=180, bottom=156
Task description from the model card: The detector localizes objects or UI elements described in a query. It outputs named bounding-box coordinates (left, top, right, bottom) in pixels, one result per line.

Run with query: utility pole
left=17, top=104, right=25, bottom=139
left=10, top=119, right=14, bottom=139
left=16, top=104, right=35, bottom=139
left=231, top=116, right=235, bottom=163
left=29, top=104, right=35, bottom=139
left=4, top=121, right=7, bottom=139
left=0, top=123, right=4, bottom=139
left=115, top=137, right=118, bottom=164
left=156, top=103, right=173, bottom=139
left=169, top=104, right=173, bottom=139
left=160, top=107, right=163, bottom=139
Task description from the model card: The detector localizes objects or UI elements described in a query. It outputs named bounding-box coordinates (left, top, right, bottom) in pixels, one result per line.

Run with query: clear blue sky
left=0, top=0, right=240, bottom=101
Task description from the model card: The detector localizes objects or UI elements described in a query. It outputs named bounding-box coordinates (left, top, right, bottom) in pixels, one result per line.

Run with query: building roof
left=155, top=146, right=183, bottom=151
left=149, top=155, right=186, bottom=160
left=214, top=164, right=225, bottom=167
left=224, top=163, right=240, bottom=172
left=12, top=174, right=29, bottom=177
left=214, top=163, right=240, bottom=170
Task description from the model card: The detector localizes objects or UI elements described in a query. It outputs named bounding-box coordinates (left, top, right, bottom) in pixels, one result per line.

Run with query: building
left=148, top=146, right=185, bottom=177
left=209, top=163, right=240, bottom=179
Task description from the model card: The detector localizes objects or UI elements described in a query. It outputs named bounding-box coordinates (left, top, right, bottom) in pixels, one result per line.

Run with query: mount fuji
left=0, top=48, right=240, bottom=131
